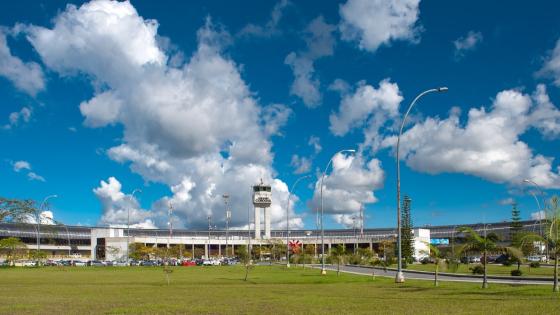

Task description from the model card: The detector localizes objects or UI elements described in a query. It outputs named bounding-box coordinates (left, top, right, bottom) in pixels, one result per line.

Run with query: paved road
left=311, top=264, right=554, bottom=285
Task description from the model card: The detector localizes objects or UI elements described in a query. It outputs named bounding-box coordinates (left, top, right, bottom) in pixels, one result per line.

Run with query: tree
left=236, top=245, right=252, bottom=281
left=0, top=197, right=37, bottom=223
left=330, top=245, right=347, bottom=276
left=521, top=196, right=560, bottom=292
left=0, top=237, right=26, bottom=265
left=420, top=243, right=451, bottom=287
left=458, top=227, right=522, bottom=289
left=401, top=196, right=414, bottom=264
left=510, top=202, right=523, bottom=246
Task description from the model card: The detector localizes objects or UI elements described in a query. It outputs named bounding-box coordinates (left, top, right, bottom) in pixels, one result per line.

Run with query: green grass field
left=1, top=266, right=559, bottom=314
left=398, top=263, right=556, bottom=277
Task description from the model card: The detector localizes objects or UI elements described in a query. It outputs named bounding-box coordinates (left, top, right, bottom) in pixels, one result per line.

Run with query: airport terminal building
left=0, top=219, right=543, bottom=261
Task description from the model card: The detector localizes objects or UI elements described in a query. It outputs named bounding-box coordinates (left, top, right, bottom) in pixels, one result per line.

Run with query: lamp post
left=395, top=87, right=448, bottom=283
left=320, top=149, right=356, bottom=275
left=36, top=194, right=58, bottom=265
left=286, top=175, right=311, bottom=268
left=223, top=194, right=230, bottom=257
left=126, top=189, right=141, bottom=265
left=523, top=179, right=548, bottom=261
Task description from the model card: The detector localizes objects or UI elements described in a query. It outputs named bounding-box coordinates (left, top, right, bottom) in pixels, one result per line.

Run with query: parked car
left=113, top=261, right=128, bottom=267
left=22, top=260, right=37, bottom=267
left=141, top=260, right=158, bottom=266
left=88, top=260, right=104, bottom=267
left=74, top=261, right=87, bottom=267
left=527, top=255, right=547, bottom=262
left=202, top=259, right=220, bottom=266
left=181, top=260, right=196, bottom=266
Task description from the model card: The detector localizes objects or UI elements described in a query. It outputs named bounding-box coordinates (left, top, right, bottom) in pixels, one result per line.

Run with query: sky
left=1, top=0, right=560, bottom=231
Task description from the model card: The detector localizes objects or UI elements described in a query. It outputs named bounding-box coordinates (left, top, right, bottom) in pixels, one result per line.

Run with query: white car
left=74, top=261, right=87, bottom=266
left=22, top=260, right=37, bottom=267
left=527, top=255, right=547, bottom=262
left=202, top=259, right=220, bottom=266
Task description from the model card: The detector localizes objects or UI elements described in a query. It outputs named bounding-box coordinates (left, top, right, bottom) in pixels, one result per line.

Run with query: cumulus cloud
left=308, top=135, right=322, bottom=154
left=539, top=38, right=560, bottom=86
left=4, top=106, right=32, bottom=129
left=13, top=160, right=31, bottom=172
left=238, top=0, right=291, bottom=38
left=291, top=154, right=311, bottom=174
left=339, top=0, right=421, bottom=52
left=285, top=16, right=336, bottom=107
left=329, top=79, right=402, bottom=151
left=309, top=153, right=384, bottom=221
left=453, top=31, right=483, bottom=59
left=0, top=29, right=45, bottom=96
left=24, top=0, right=298, bottom=229
left=11, top=160, right=45, bottom=182
left=382, top=85, right=560, bottom=188
left=93, top=177, right=155, bottom=228
left=531, top=210, right=546, bottom=221
left=24, top=210, right=56, bottom=225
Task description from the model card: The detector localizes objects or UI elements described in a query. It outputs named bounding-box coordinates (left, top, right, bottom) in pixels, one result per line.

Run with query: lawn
left=0, top=265, right=559, bottom=314
left=397, top=263, right=556, bottom=277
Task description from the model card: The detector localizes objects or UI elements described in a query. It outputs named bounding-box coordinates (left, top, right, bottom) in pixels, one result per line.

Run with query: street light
left=286, top=174, right=311, bottom=268
left=126, top=189, right=142, bottom=265
left=396, top=87, right=448, bottom=283
left=320, top=149, right=356, bottom=275
left=223, top=194, right=230, bottom=257
left=523, top=179, right=548, bottom=260
left=36, top=194, right=58, bottom=265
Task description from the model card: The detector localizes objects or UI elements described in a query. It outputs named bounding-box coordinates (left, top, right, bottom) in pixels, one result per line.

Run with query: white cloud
left=11, top=160, right=46, bottom=182
left=4, top=106, right=32, bottom=129
left=0, top=29, right=45, bottom=96
left=329, top=79, right=402, bottom=150
left=531, top=210, right=546, bottom=221
left=238, top=0, right=291, bottom=38
left=310, top=153, right=384, bottom=221
left=539, top=38, right=560, bottom=86
left=339, top=0, right=421, bottom=52
left=285, top=16, right=336, bottom=108
left=308, top=135, right=322, bottom=154
left=25, top=0, right=299, bottom=229
left=381, top=85, right=560, bottom=188
left=23, top=210, right=56, bottom=225
left=13, top=160, right=31, bottom=172
left=498, top=197, right=515, bottom=205
left=27, top=172, right=45, bottom=182
left=453, top=31, right=483, bottom=59
left=291, top=154, right=311, bottom=174
left=93, top=177, right=154, bottom=228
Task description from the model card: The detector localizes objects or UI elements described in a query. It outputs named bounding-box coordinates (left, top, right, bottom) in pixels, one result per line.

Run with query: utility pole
left=167, top=202, right=173, bottom=265
left=223, top=194, right=230, bottom=257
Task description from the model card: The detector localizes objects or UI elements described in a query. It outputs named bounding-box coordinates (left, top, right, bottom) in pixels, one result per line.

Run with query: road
left=311, top=264, right=554, bottom=285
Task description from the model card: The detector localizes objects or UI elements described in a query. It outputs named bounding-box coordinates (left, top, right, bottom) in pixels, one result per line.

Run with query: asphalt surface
left=311, top=264, right=554, bottom=285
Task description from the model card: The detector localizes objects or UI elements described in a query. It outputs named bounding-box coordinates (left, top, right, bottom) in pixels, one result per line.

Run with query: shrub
left=529, top=262, right=540, bottom=268
left=510, top=269, right=523, bottom=276
left=420, top=257, right=431, bottom=265
left=470, top=265, right=484, bottom=275
left=502, top=260, right=512, bottom=267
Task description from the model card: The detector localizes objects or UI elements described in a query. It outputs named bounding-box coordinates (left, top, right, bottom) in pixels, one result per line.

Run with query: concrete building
left=0, top=219, right=545, bottom=261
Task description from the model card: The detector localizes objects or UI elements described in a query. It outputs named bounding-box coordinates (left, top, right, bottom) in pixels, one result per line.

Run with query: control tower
left=252, top=180, right=272, bottom=239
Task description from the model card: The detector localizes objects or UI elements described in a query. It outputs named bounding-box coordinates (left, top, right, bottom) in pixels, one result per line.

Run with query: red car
left=181, top=260, right=196, bottom=266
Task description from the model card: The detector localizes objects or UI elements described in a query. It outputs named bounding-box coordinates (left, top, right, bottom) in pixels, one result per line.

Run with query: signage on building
left=430, top=238, right=450, bottom=245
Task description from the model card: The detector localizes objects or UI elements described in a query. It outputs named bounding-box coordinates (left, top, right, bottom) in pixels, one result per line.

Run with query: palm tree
left=520, top=196, right=560, bottom=292
left=420, top=243, right=447, bottom=287
left=458, top=226, right=522, bottom=289
left=330, top=245, right=346, bottom=276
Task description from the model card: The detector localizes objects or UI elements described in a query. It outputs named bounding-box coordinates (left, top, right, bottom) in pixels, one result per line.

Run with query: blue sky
left=1, top=0, right=560, bottom=230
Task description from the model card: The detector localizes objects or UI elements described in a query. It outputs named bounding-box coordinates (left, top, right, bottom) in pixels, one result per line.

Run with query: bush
left=420, top=257, right=431, bottom=265
left=529, top=262, right=540, bottom=268
left=510, top=269, right=523, bottom=276
left=502, top=260, right=512, bottom=267
left=470, top=265, right=484, bottom=275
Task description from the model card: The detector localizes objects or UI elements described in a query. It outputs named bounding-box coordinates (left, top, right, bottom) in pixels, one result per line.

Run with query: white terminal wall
left=413, top=228, right=430, bottom=260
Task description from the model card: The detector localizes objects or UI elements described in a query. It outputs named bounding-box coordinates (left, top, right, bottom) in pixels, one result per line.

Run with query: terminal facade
left=0, top=220, right=543, bottom=261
